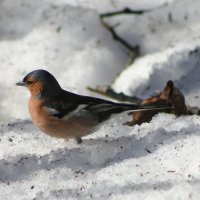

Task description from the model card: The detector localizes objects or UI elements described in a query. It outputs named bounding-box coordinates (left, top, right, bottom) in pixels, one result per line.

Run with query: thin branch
left=87, top=86, right=142, bottom=104
left=144, top=148, right=152, bottom=154
left=100, top=19, right=139, bottom=53
left=99, top=4, right=168, bottom=66
left=100, top=7, right=149, bottom=18
left=100, top=3, right=168, bottom=18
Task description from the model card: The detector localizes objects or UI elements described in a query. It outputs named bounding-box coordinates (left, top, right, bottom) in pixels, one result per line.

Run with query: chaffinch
left=16, top=69, right=171, bottom=143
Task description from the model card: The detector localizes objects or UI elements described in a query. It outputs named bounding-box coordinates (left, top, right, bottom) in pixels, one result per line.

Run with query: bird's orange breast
left=28, top=96, right=48, bottom=129
left=28, top=96, right=97, bottom=139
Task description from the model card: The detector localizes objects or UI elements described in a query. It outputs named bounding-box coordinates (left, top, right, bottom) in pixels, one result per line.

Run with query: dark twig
left=100, top=7, right=150, bottom=18
left=101, top=19, right=140, bottom=64
left=87, top=86, right=142, bottom=104
left=99, top=3, right=168, bottom=62
left=100, top=3, right=168, bottom=18
left=145, top=148, right=152, bottom=154
left=100, top=19, right=139, bottom=53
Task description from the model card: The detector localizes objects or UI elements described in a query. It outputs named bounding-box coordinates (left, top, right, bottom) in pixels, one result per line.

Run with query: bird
left=16, top=69, right=171, bottom=144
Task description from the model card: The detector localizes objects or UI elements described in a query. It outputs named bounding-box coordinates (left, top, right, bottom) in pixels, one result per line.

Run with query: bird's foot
left=75, top=137, right=83, bottom=144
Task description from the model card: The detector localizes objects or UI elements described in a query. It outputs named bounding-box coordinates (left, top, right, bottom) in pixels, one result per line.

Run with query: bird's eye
left=26, top=81, right=33, bottom=85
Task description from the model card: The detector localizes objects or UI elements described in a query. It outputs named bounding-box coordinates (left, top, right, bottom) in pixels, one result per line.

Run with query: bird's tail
left=124, top=102, right=172, bottom=112
left=95, top=102, right=172, bottom=122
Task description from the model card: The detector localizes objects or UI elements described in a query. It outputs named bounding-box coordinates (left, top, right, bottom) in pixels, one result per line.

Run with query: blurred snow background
left=1, top=0, right=200, bottom=199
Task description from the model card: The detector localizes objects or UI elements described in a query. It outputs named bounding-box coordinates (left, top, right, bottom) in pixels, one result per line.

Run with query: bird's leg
left=65, top=138, right=69, bottom=143
left=75, top=137, right=83, bottom=144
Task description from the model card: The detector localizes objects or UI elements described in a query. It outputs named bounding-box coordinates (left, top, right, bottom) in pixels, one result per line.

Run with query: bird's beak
left=16, top=80, right=26, bottom=87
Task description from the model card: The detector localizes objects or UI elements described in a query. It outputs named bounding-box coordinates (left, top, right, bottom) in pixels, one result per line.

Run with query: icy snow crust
left=1, top=0, right=200, bottom=199
left=1, top=115, right=200, bottom=200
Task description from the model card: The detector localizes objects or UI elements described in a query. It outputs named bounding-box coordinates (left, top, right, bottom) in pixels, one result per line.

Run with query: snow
left=1, top=0, right=200, bottom=199
left=1, top=115, right=200, bottom=199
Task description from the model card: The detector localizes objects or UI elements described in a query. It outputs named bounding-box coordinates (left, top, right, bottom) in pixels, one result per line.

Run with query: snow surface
left=1, top=0, right=200, bottom=199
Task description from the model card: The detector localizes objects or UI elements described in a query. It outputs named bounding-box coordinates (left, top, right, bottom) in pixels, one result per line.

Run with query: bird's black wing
left=44, top=90, right=136, bottom=120
left=45, top=89, right=171, bottom=122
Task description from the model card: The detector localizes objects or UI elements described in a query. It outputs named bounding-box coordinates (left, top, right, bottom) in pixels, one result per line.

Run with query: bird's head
left=16, top=69, right=62, bottom=99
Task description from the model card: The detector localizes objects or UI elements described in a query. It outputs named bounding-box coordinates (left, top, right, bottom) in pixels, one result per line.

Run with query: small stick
left=145, top=148, right=152, bottom=153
